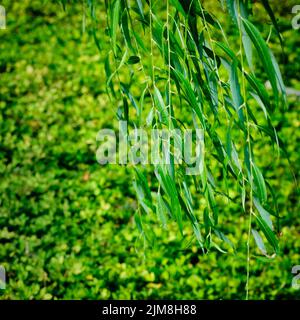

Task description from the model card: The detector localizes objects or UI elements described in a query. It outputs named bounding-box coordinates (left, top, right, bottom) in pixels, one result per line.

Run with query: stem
left=166, top=0, right=172, bottom=128
left=149, top=0, right=155, bottom=88
left=237, top=0, right=253, bottom=300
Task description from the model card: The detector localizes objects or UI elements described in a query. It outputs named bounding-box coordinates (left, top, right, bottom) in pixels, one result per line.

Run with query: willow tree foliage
left=79, top=0, right=287, bottom=297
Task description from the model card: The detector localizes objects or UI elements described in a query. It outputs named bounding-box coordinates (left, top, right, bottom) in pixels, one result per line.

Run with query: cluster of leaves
left=92, top=0, right=289, bottom=260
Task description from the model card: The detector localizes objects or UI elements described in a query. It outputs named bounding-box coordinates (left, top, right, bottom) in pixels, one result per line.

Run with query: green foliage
left=90, top=0, right=292, bottom=278
left=0, top=0, right=299, bottom=299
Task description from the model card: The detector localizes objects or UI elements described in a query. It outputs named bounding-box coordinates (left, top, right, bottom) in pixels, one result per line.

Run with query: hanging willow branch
left=83, top=0, right=287, bottom=262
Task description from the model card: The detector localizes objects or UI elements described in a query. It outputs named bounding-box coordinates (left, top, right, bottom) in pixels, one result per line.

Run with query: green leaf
left=92, top=27, right=102, bottom=52
left=128, top=55, right=140, bottom=64
left=154, top=86, right=169, bottom=125
left=252, top=162, right=267, bottom=204
left=133, top=183, right=154, bottom=214
left=242, top=18, right=279, bottom=105
left=122, top=96, right=129, bottom=122
left=226, top=0, right=237, bottom=24
left=229, top=61, right=245, bottom=124
left=246, top=73, right=272, bottom=113
left=198, top=10, right=221, bottom=30
left=215, top=229, right=235, bottom=251
left=134, top=168, right=152, bottom=203
left=254, top=198, right=273, bottom=230
left=134, top=212, right=143, bottom=233
left=111, top=0, right=121, bottom=56
left=156, top=193, right=170, bottom=227
left=107, top=49, right=128, bottom=87
left=252, top=229, right=267, bottom=256
left=135, top=0, right=144, bottom=19
left=120, top=82, right=140, bottom=116
left=156, top=165, right=183, bottom=234
left=269, top=48, right=287, bottom=107
left=169, top=0, right=186, bottom=16
left=256, top=213, right=279, bottom=254
left=121, top=10, right=135, bottom=52
left=261, top=0, right=284, bottom=49
left=240, top=1, right=253, bottom=70
left=104, top=55, right=115, bottom=96
left=250, top=92, right=268, bottom=119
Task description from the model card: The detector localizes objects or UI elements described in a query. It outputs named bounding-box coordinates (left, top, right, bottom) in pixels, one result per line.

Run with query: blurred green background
left=0, top=0, right=299, bottom=299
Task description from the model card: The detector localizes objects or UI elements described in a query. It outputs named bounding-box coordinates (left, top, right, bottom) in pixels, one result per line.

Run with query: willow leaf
left=154, top=86, right=169, bottom=125
left=121, top=11, right=135, bottom=53
left=261, top=0, right=283, bottom=49
left=111, top=0, right=121, bottom=56
left=252, top=229, right=267, bottom=256
left=128, top=55, right=140, bottom=64
left=252, top=162, right=268, bottom=204
left=254, top=197, right=273, bottom=230
left=135, top=0, right=144, bottom=19
left=156, top=166, right=183, bottom=234
left=230, top=61, right=245, bottom=124
left=246, top=73, right=272, bottom=112
left=156, top=193, right=168, bottom=228
left=242, top=18, right=279, bottom=105
left=256, top=214, right=279, bottom=254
